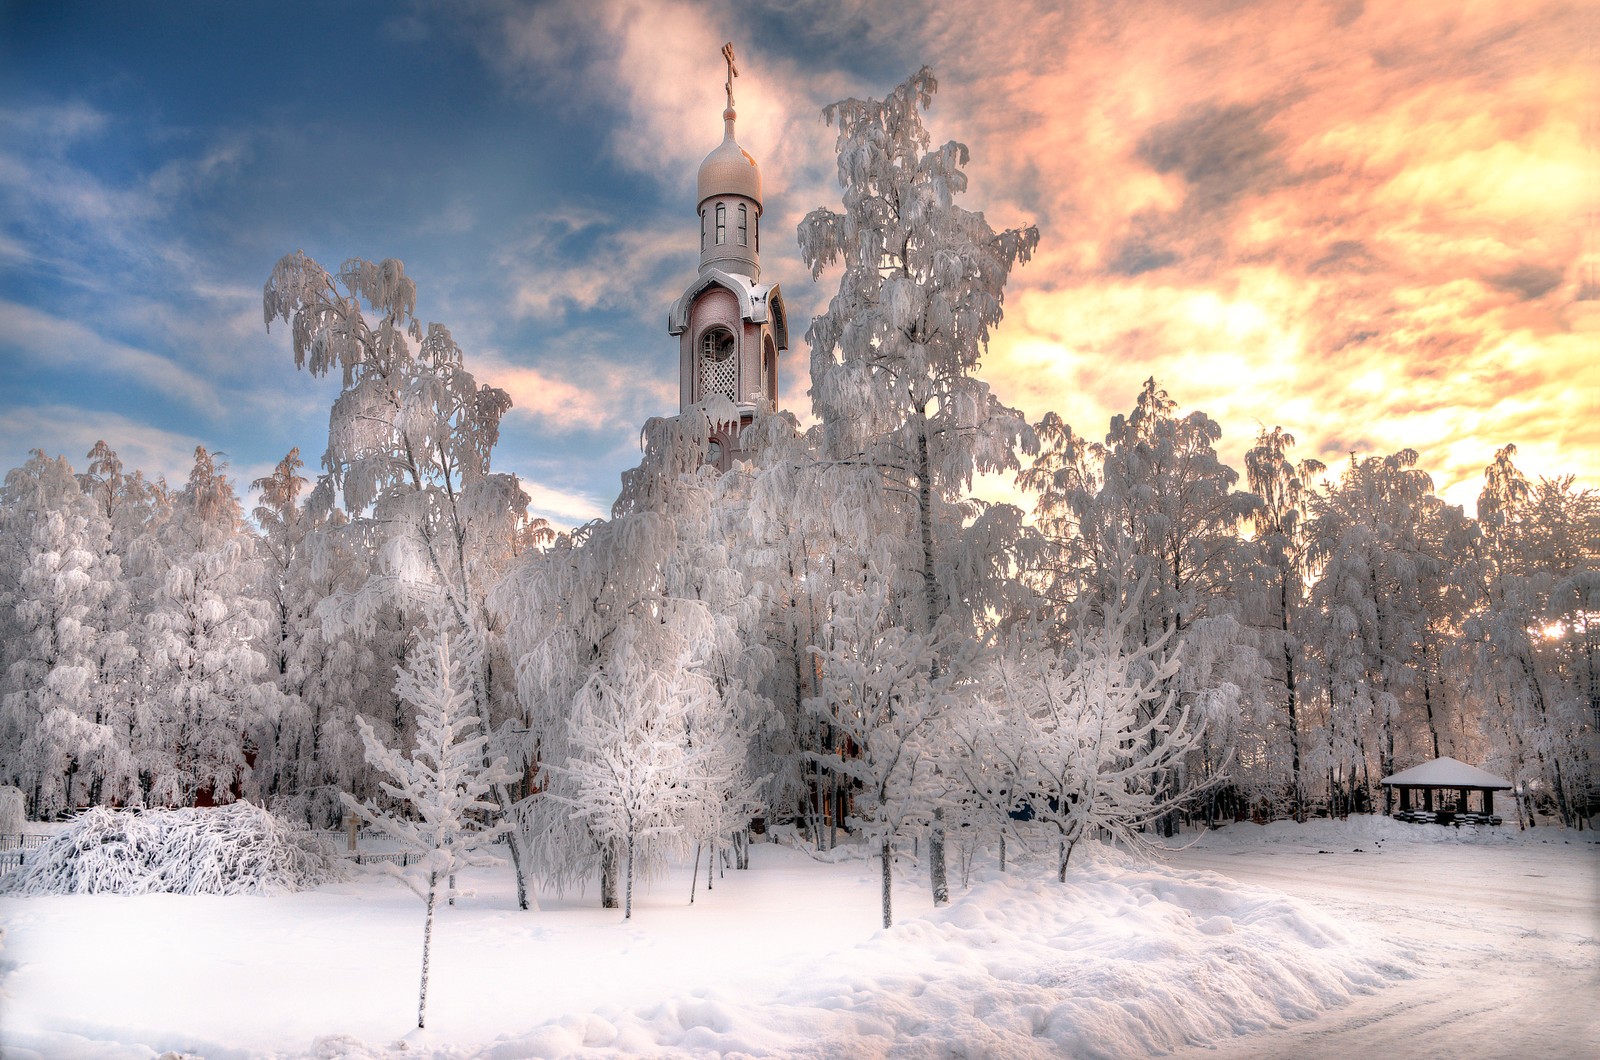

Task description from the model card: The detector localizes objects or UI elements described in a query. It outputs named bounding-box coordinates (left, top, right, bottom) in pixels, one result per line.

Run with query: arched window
left=715, top=203, right=726, bottom=245
left=699, top=207, right=706, bottom=252
left=737, top=204, right=748, bottom=247
left=699, top=327, right=737, bottom=401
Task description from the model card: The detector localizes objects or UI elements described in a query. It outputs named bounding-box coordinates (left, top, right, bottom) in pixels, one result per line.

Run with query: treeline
left=0, top=70, right=1594, bottom=921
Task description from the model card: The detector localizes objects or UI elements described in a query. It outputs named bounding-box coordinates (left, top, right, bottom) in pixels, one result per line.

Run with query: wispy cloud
left=0, top=404, right=204, bottom=488
left=476, top=338, right=678, bottom=433
left=521, top=479, right=609, bottom=529
left=494, top=208, right=690, bottom=323
left=0, top=300, right=222, bottom=415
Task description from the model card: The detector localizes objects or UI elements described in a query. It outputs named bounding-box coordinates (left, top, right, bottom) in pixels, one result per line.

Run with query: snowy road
left=1163, top=827, right=1600, bottom=1059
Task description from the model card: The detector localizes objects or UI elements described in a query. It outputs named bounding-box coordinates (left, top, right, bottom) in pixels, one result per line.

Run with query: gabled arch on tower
left=667, top=270, right=772, bottom=334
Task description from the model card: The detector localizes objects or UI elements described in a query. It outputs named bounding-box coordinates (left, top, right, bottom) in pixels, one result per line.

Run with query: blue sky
left=2, top=1, right=1590, bottom=525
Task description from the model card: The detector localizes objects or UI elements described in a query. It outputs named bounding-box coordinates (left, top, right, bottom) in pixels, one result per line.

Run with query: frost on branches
left=0, top=803, right=343, bottom=896
left=342, top=629, right=514, bottom=1029
left=0, top=452, right=133, bottom=817
left=981, top=576, right=1215, bottom=882
left=494, top=405, right=770, bottom=911
left=798, top=65, right=1040, bottom=907
left=264, top=252, right=550, bottom=907
left=143, top=447, right=279, bottom=808
left=805, top=577, right=972, bottom=928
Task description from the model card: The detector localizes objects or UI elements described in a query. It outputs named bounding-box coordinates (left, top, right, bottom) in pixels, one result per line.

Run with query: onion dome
left=697, top=107, right=762, bottom=207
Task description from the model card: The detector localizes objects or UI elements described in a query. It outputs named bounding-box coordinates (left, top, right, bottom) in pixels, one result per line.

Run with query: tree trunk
left=1282, top=576, right=1303, bottom=822
left=830, top=775, right=841, bottom=849
left=601, top=842, right=619, bottom=909
left=929, top=807, right=949, bottom=906
left=913, top=419, right=950, bottom=904
left=999, top=832, right=1006, bottom=873
left=1421, top=638, right=1442, bottom=760
left=624, top=833, right=635, bottom=920
left=417, top=871, right=438, bottom=1029
left=1057, top=828, right=1076, bottom=883
left=880, top=836, right=894, bottom=929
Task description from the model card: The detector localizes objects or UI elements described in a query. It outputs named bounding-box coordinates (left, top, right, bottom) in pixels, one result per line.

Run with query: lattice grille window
left=700, top=329, right=738, bottom=401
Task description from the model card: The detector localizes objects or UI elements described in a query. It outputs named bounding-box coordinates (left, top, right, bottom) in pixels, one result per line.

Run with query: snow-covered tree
left=1020, top=382, right=1254, bottom=830
left=1470, top=446, right=1596, bottom=827
left=1304, top=449, right=1447, bottom=813
left=495, top=404, right=770, bottom=907
left=1243, top=427, right=1324, bottom=818
left=545, top=662, right=706, bottom=919
left=342, top=630, right=514, bottom=1029
left=798, top=66, right=1040, bottom=903
left=984, top=573, right=1213, bottom=880
left=264, top=252, right=550, bottom=906
left=141, top=447, right=276, bottom=807
left=247, top=449, right=315, bottom=808
left=806, top=576, right=967, bottom=928
left=0, top=452, right=131, bottom=816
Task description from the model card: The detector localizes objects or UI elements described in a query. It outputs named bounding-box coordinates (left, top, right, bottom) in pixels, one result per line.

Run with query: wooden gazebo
left=1381, top=756, right=1512, bottom=825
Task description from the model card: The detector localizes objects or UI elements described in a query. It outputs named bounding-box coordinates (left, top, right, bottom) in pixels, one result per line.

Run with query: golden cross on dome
left=721, top=42, right=738, bottom=111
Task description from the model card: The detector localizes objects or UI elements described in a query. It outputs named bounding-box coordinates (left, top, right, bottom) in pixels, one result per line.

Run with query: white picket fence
left=0, top=832, right=48, bottom=876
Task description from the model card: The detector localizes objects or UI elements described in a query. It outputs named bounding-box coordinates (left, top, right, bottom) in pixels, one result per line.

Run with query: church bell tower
left=667, top=43, right=787, bottom=470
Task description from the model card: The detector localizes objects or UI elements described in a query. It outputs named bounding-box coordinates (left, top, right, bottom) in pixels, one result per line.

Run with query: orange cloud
left=916, top=0, right=1595, bottom=513
left=467, top=0, right=1594, bottom=513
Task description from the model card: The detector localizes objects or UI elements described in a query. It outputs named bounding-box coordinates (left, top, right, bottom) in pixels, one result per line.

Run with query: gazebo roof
left=1380, top=756, right=1512, bottom=790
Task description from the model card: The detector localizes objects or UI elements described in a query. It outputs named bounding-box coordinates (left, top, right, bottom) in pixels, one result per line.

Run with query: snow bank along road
left=1164, top=818, right=1600, bottom=1059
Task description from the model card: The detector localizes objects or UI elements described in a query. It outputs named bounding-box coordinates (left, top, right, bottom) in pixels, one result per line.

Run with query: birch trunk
left=880, top=836, right=894, bottom=929
left=417, top=870, right=438, bottom=1029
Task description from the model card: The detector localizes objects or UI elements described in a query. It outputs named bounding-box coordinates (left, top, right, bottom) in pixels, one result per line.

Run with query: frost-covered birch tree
left=798, top=67, right=1039, bottom=903
left=342, top=631, right=514, bottom=1029
left=985, top=574, right=1211, bottom=879
left=806, top=576, right=966, bottom=928
left=1471, top=446, right=1596, bottom=827
left=1305, top=449, right=1442, bottom=813
left=494, top=404, right=769, bottom=906
left=1019, top=382, right=1254, bottom=829
left=264, top=253, right=549, bottom=906
left=1244, top=427, right=1324, bottom=819
left=545, top=664, right=705, bottom=919
left=248, top=449, right=314, bottom=809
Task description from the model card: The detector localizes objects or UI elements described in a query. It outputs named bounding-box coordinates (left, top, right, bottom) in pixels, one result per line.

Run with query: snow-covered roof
left=1380, top=756, right=1511, bottom=789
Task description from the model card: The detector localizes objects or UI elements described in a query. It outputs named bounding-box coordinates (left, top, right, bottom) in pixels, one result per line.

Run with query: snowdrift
left=272, top=844, right=1411, bottom=1059
left=463, top=856, right=1412, bottom=1059
left=0, top=803, right=346, bottom=896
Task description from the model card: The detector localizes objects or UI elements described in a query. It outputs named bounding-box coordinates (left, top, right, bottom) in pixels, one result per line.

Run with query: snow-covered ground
left=0, top=817, right=1591, bottom=1058
left=1162, top=817, right=1600, bottom=1059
